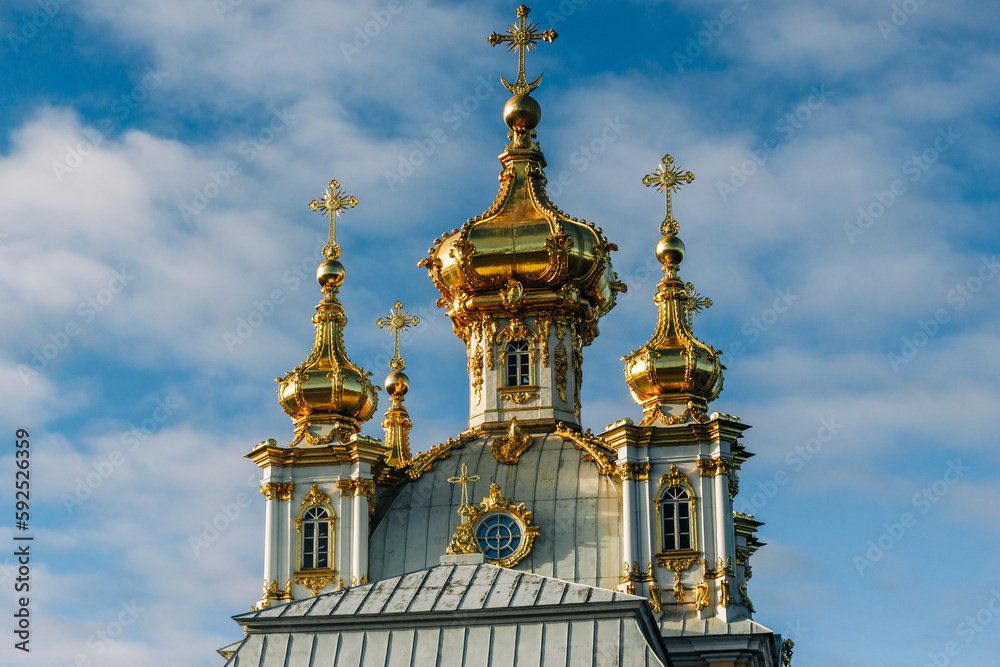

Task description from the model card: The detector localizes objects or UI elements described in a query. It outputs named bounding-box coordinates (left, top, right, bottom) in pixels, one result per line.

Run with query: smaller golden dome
left=624, top=156, right=723, bottom=426
left=277, top=181, right=378, bottom=446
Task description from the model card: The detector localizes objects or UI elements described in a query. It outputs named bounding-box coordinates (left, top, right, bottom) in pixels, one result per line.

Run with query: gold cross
left=488, top=4, right=558, bottom=95
left=447, top=462, right=481, bottom=508
left=642, top=155, right=695, bottom=236
left=309, top=179, right=359, bottom=260
left=376, top=301, right=420, bottom=371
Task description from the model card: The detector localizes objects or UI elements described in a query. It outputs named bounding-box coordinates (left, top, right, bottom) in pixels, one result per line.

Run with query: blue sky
left=1, top=0, right=998, bottom=664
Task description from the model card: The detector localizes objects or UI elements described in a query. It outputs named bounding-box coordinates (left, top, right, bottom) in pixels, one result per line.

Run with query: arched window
left=506, top=340, right=531, bottom=386
left=661, top=487, right=692, bottom=551
left=301, top=506, right=331, bottom=570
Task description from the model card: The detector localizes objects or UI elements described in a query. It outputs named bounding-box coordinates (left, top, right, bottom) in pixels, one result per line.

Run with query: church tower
left=246, top=180, right=384, bottom=609
left=599, top=154, right=777, bottom=662
left=226, top=6, right=790, bottom=666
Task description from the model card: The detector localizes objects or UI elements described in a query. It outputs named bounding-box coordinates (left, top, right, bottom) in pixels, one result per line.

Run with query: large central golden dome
left=420, top=93, right=625, bottom=342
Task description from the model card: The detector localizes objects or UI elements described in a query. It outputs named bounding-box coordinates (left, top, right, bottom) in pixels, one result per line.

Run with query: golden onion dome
left=276, top=182, right=379, bottom=446
left=419, top=92, right=625, bottom=340
left=623, top=155, right=723, bottom=426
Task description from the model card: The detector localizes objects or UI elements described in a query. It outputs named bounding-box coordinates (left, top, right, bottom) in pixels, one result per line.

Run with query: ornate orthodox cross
left=488, top=4, right=558, bottom=95
left=447, top=462, right=481, bottom=509
left=376, top=301, right=420, bottom=371
left=642, top=155, right=695, bottom=236
left=309, top=179, right=358, bottom=260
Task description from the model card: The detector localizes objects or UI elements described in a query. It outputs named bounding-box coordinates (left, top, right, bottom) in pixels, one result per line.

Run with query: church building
left=218, top=6, right=793, bottom=666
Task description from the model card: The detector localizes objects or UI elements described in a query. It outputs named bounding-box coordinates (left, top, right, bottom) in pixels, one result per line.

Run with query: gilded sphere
left=316, top=259, right=345, bottom=288
left=503, top=95, right=541, bottom=131
left=385, top=370, right=409, bottom=397
left=655, top=235, right=686, bottom=266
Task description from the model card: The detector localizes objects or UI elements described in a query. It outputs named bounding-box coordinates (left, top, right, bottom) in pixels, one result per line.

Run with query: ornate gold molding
left=471, top=341, right=484, bottom=404
left=571, top=332, right=583, bottom=416
left=260, top=481, right=294, bottom=501
left=295, top=573, right=335, bottom=597
left=694, top=581, right=709, bottom=610
left=407, top=430, right=477, bottom=480
left=554, top=341, right=568, bottom=402
left=302, top=484, right=330, bottom=507
left=499, top=389, right=538, bottom=404
left=696, top=457, right=732, bottom=477
left=648, top=582, right=662, bottom=613
left=555, top=422, right=616, bottom=476
left=483, top=316, right=497, bottom=371
left=622, top=561, right=655, bottom=583
left=491, top=418, right=534, bottom=464
left=537, top=314, right=552, bottom=366
left=660, top=464, right=690, bottom=490
left=337, top=478, right=374, bottom=497
left=720, top=579, right=732, bottom=608
left=261, top=578, right=292, bottom=602
left=616, top=462, right=650, bottom=482
left=704, top=556, right=734, bottom=580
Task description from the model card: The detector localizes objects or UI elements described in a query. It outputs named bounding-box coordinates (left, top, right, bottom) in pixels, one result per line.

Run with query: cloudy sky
left=1, top=0, right=997, bottom=664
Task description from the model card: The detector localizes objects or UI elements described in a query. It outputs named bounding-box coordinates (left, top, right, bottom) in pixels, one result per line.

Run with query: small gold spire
left=276, top=178, right=377, bottom=446
left=376, top=301, right=420, bottom=372
left=642, top=154, right=694, bottom=236
left=488, top=4, right=558, bottom=95
left=445, top=463, right=483, bottom=555
left=309, top=179, right=358, bottom=260
left=623, top=154, right=722, bottom=426
left=378, top=301, right=418, bottom=467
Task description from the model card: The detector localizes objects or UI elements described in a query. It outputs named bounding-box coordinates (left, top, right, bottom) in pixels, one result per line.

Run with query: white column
left=640, top=473, right=653, bottom=564
left=263, top=491, right=276, bottom=585
left=352, top=490, right=368, bottom=583
left=281, top=487, right=294, bottom=589
left=622, top=471, right=636, bottom=570
left=714, top=471, right=732, bottom=565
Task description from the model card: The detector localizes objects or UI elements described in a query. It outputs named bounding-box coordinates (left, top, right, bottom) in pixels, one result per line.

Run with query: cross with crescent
left=488, top=4, right=558, bottom=95
left=309, top=179, right=358, bottom=260
left=642, top=155, right=695, bottom=237
left=376, top=301, right=420, bottom=371
left=447, top=462, right=481, bottom=508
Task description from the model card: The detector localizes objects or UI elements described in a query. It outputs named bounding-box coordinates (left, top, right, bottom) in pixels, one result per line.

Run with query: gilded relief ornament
left=487, top=4, right=558, bottom=95
left=260, top=481, right=294, bottom=501
left=464, top=483, right=540, bottom=567
left=642, top=154, right=694, bottom=237
left=309, top=179, right=358, bottom=260
left=295, top=573, right=335, bottom=597
left=555, top=423, right=616, bottom=476
left=491, top=417, right=534, bottom=464
left=302, top=484, right=330, bottom=507
left=554, top=341, right=568, bottom=402
left=446, top=463, right=483, bottom=556
left=695, top=581, right=710, bottom=610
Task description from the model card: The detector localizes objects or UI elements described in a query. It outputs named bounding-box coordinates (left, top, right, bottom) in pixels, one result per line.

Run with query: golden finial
left=642, top=155, right=695, bottom=236
left=309, top=179, right=358, bottom=260
left=488, top=4, right=558, bottom=95
left=376, top=301, right=420, bottom=372
left=447, top=462, right=481, bottom=508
